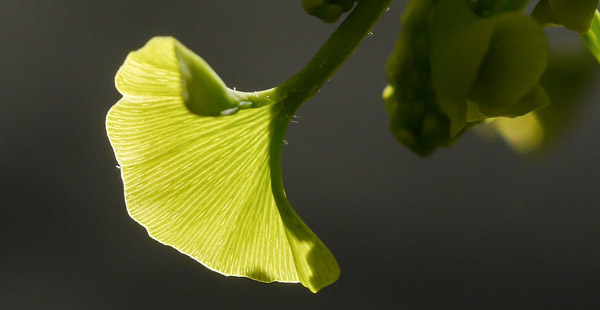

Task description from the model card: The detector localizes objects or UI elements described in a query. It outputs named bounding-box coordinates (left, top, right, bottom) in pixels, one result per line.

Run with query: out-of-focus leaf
left=489, top=113, right=545, bottom=153
left=531, top=0, right=559, bottom=27
left=533, top=0, right=599, bottom=33
left=430, top=0, right=549, bottom=136
left=549, top=0, right=599, bottom=33
left=477, top=84, right=549, bottom=118
left=480, top=45, right=598, bottom=153
left=582, top=10, right=600, bottom=63
left=384, top=0, right=549, bottom=155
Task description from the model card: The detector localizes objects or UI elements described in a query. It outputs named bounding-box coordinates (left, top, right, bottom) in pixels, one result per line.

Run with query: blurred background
left=2, top=1, right=599, bottom=308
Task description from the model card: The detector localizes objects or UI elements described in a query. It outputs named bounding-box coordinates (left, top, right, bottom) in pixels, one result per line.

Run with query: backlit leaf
left=107, top=37, right=339, bottom=293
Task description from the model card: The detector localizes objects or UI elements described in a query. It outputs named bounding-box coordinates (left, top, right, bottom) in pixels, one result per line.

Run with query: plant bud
left=430, top=0, right=550, bottom=136
left=384, top=0, right=456, bottom=156
left=302, top=0, right=359, bottom=23
left=533, top=0, right=599, bottom=33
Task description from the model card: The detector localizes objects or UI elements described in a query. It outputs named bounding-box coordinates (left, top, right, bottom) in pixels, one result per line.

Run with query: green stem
left=278, top=0, right=394, bottom=116
left=270, top=0, right=393, bottom=208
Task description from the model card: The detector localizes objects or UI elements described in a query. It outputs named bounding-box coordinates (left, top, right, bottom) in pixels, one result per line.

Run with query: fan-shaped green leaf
left=107, top=37, right=339, bottom=293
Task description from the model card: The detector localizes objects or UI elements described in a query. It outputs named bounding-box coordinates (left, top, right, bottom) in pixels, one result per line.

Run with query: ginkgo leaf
left=106, top=37, right=339, bottom=293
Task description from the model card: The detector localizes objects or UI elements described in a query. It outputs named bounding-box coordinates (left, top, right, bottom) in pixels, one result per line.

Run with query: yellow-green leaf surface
left=106, top=37, right=339, bottom=293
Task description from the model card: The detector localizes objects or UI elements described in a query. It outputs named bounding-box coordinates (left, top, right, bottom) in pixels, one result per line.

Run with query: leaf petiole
left=268, top=0, right=393, bottom=222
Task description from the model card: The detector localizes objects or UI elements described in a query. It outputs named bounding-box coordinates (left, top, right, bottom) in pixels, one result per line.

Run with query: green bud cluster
left=385, top=0, right=552, bottom=156
left=383, top=0, right=455, bottom=156
left=302, top=0, right=359, bottom=23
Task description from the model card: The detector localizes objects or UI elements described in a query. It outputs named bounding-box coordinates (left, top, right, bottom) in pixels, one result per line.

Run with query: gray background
left=2, top=1, right=599, bottom=308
